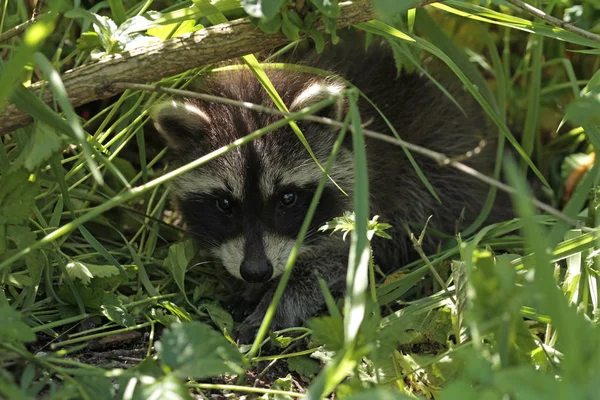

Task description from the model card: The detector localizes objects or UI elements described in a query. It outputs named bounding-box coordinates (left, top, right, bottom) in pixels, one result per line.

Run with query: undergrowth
left=1, top=0, right=600, bottom=399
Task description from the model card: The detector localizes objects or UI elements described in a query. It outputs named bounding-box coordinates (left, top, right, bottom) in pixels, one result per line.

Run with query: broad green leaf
left=133, top=375, right=190, bottom=400
left=0, top=169, right=40, bottom=225
left=308, top=316, right=345, bottom=351
left=101, top=294, right=136, bottom=327
left=197, top=301, right=234, bottom=334
left=21, top=123, right=66, bottom=171
left=312, top=0, right=340, bottom=18
left=156, top=322, right=244, bottom=378
left=85, top=264, right=121, bottom=279
left=287, top=356, right=321, bottom=378
left=261, top=374, right=295, bottom=399
left=65, top=261, right=94, bottom=285
left=241, top=0, right=286, bottom=20
left=0, top=305, right=36, bottom=342
left=565, top=95, right=600, bottom=128
left=76, top=376, right=116, bottom=400
left=108, top=0, right=126, bottom=25
left=164, top=239, right=196, bottom=295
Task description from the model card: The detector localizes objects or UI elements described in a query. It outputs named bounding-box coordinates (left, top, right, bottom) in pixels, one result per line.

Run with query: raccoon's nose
left=240, top=260, right=273, bottom=283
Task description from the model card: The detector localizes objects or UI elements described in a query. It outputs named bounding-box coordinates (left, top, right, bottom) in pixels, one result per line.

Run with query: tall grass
left=0, top=0, right=599, bottom=399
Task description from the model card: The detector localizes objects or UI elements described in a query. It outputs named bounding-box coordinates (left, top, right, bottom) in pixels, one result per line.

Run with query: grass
left=1, top=0, right=600, bottom=399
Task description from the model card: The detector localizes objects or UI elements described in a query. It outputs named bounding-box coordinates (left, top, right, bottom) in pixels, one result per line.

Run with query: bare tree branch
left=505, top=0, right=600, bottom=44
left=0, top=0, right=46, bottom=43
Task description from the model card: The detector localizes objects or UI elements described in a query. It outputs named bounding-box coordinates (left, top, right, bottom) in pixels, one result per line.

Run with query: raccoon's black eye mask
left=213, top=191, right=299, bottom=216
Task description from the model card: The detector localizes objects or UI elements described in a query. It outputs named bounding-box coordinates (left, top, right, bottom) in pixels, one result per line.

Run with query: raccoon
left=152, top=43, right=508, bottom=343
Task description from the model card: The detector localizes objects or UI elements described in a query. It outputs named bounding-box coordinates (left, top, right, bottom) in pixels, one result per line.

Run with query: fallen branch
left=0, top=0, right=377, bottom=134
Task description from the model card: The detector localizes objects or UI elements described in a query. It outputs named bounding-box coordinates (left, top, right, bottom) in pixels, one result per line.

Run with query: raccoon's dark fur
left=152, top=43, right=510, bottom=343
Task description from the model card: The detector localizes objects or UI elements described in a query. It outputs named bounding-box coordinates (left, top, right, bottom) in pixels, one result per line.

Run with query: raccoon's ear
left=152, top=101, right=211, bottom=149
left=289, top=82, right=347, bottom=123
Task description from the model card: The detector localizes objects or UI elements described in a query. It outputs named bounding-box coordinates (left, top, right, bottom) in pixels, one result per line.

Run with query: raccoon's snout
left=240, top=259, right=273, bottom=283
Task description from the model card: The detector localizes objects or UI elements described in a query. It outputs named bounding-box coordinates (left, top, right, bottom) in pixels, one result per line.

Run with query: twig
left=0, top=1, right=46, bottom=43
left=0, top=18, right=34, bottom=43
left=407, top=218, right=457, bottom=304
left=256, top=342, right=299, bottom=380
left=33, top=0, right=45, bottom=18
left=505, top=0, right=600, bottom=44
left=114, top=81, right=580, bottom=228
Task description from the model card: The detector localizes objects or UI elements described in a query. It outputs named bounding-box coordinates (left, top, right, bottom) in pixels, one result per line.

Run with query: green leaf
left=311, top=0, right=340, bottom=18
left=64, top=9, right=117, bottom=51
left=7, top=225, right=36, bottom=250
left=133, top=375, right=191, bottom=400
left=287, top=356, right=321, bottom=378
left=65, top=260, right=94, bottom=285
left=0, top=169, right=40, bottom=225
left=76, top=32, right=103, bottom=51
left=156, top=322, right=244, bottom=378
left=20, top=123, right=66, bottom=171
left=257, top=14, right=282, bottom=34
left=261, top=374, right=294, bottom=399
left=76, top=376, right=116, bottom=400
left=101, top=294, right=136, bottom=327
left=164, top=240, right=196, bottom=295
left=307, top=316, right=345, bottom=351
left=85, top=263, right=121, bottom=279
left=0, top=305, right=36, bottom=342
left=565, top=95, right=600, bottom=128
left=373, top=0, right=415, bottom=16
left=241, top=0, right=286, bottom=20
left=197, top=301, right=234, bottom=335
left=57, top=281, right=106, bottom=309
left=281, top=12, right=300, bottom=40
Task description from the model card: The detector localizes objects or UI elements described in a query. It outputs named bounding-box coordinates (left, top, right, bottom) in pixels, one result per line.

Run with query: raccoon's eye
left=216, top=198, right=233, bottom=214
left=279, top=192, right=297, bottom=208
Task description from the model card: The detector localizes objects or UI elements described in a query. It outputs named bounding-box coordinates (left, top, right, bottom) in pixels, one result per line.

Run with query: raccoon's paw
left=232, top=319, right=261, bottom=345
left=224, top=299, right=254, bottom=323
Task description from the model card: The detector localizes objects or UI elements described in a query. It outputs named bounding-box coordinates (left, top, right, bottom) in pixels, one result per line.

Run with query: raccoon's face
left=153, top=72, right=354, bottom=283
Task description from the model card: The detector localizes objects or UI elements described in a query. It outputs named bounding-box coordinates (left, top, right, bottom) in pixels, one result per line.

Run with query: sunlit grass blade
left=436, top=1, right=600, bottom=49
left=343, top=90, right=371, bottom=345
left=520, top=34, right=543, bottom=168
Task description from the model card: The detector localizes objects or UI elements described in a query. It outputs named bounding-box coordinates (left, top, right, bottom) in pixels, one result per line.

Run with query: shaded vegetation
left=1, top=0, right=600, bottom=399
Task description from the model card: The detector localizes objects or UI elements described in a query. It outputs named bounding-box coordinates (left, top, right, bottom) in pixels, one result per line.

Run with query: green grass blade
left=33, top=52, right=103, bottom=185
